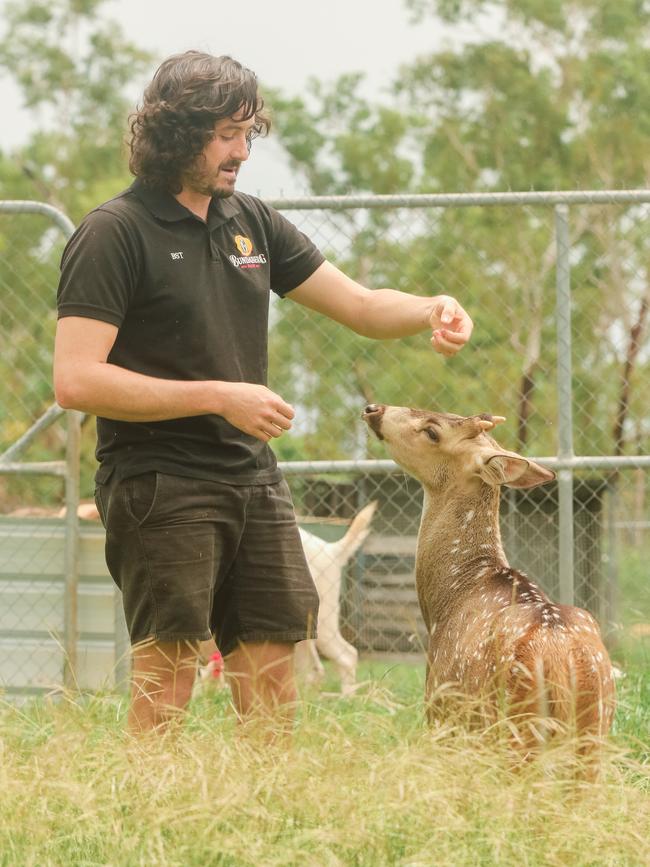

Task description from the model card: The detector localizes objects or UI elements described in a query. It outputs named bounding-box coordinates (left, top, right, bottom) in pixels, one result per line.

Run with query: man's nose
left=231, top=134, right=250, bottom=161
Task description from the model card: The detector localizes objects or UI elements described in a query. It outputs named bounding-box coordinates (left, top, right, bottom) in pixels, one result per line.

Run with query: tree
left=0, top=0, right=152, bottom=218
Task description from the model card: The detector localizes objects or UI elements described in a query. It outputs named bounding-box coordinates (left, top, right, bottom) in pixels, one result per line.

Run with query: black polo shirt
left=57, top=179, right=325, bottom=484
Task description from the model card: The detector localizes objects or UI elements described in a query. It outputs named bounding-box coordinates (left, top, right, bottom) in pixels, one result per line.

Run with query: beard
left=182, top=159, right=240, bottom=198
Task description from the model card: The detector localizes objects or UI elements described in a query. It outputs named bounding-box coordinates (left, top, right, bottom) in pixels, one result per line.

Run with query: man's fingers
left=272, top=415, right=292, bottom=431
left=223, top=384, right=295, bottom=440
left=431, top=329, right=467, bottom=356
left=454, top=315, right=474, bottom=340
left=257, top=419, right=290, bottom=440
left=431, top=297, right=473, bottom=338
left=434, top=328, right=467, bottom=345
left=438, top=299, right=458, bottom=325
left=274, top=400, right=295, bottom=420
left=430, top=294, right=474, bottom=357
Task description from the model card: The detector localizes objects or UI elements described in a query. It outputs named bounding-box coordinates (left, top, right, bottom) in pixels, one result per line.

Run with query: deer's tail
left=330, top=501, right=378, bottom=566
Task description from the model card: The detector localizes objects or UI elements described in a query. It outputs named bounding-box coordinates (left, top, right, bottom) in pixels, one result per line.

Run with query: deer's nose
left=361, top=405, right=386, bottom=436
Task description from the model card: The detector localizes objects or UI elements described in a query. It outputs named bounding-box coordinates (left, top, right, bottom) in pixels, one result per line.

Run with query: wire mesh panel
left=270, top=193, right=650, bottom=656
left=1, top=193, right=649, bottom=693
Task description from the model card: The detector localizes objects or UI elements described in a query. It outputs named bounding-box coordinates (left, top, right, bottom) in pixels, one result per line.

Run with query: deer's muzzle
left=362, top=404, right=385, bottom=438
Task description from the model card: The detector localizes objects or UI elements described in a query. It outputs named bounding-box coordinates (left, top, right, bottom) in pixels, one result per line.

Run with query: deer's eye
left=425, top=428, right=439, bottom=443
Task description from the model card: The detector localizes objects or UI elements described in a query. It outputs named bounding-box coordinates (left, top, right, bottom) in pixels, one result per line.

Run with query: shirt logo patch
left=170, top=251, right=184, bottom=260
left=229, top=234, right=268, bottom=270
left=234, top=235, right=253, bottom=256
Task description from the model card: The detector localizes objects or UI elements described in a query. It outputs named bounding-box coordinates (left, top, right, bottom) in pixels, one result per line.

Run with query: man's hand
left=217, top=382, right=295, bottom=442
left=428, top=295, right=474, bottom=357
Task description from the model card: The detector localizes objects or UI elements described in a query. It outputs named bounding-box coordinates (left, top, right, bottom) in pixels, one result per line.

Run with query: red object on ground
left=210, top=650, right=225, bottom=678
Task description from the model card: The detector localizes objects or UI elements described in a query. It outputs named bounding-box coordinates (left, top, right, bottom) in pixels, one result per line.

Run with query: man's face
left=182, top=109, right=256, bottom=198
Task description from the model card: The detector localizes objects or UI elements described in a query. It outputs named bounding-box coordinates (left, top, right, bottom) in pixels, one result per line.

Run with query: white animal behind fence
left=294, top=501, right=377, bottom=695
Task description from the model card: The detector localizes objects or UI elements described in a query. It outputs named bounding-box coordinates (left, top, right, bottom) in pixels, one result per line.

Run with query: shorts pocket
left=93, top=464, right=115, bottom=528
left=122, top=472, right=161, bottom=527
left=94, top=488, right=107, bottom=528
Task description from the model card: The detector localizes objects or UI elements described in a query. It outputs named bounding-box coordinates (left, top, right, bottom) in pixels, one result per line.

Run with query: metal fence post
left=63, top=409, right=83, bottom=690
left=605, top=483, right=620, bottom=638
left=554, top=204, right=575, bottom=605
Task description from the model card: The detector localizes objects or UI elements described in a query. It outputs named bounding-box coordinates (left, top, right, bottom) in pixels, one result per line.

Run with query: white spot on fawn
left=462, top=510, right=475, bottom=528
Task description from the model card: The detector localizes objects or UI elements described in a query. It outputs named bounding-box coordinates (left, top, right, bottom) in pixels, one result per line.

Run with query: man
left=54, top=51, right=473, bottom=733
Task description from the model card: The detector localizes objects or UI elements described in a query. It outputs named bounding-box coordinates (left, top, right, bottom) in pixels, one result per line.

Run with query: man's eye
left=425, top=428, right=439, bottom=442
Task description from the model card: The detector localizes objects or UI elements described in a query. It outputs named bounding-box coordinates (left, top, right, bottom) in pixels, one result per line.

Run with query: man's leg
left=213, top=480, right=319, bottom=736
left=97, top=472, right=245, bottom=734
left=129, top=638, right=199, bottom=733
left=225, top=641, right=296, bottom=734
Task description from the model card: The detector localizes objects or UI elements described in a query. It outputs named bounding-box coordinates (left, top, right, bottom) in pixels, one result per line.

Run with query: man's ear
left=479, top=452, right=556, bottom=489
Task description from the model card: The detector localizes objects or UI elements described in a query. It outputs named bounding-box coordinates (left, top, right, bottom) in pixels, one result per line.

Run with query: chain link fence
left=268, top=192, right=650, bottom=658
left=0, top=193, right=648, bottom=696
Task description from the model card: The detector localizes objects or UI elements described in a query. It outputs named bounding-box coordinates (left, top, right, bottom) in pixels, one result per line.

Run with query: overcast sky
left=0, top=0, right=463, bottom=195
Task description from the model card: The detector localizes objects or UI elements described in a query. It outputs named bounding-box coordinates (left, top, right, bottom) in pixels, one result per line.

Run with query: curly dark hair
left=128, top=51, right=270, bottom=192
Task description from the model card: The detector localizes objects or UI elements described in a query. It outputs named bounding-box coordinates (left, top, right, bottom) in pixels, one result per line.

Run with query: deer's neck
left=416, top=483, right=508, bottom=622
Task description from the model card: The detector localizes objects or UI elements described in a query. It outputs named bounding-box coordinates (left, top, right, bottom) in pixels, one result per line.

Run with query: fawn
left=362, top=404, right=615, bottom=756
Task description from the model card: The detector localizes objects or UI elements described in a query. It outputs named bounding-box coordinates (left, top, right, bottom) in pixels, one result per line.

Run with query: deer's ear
left=480, top=453, right=556, bottom=489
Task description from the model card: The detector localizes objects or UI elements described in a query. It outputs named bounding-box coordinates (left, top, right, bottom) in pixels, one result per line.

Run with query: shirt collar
left=130, top=178, right=241, bottom=228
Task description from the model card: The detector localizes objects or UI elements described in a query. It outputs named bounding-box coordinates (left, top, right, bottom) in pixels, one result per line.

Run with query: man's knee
left=226, top=641, right=294, bottom=679
left=225, top=641, right=296, bottom=711
left=131, top=638, right=199, bottom=707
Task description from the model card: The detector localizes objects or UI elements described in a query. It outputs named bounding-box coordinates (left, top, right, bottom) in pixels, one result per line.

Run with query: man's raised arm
left=287, top=261, right=473, bottom=357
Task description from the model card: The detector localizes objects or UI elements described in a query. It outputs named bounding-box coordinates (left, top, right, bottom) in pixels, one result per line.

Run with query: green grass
left=619, top=542, right=650, bottom=629
left=608, top=641, right=650, bottom=762
left=1, top=655, right=648, bottom=867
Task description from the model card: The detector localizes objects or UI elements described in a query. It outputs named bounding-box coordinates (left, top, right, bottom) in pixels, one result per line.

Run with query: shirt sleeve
left=57, top=207, right=141, bottom=326
left=264, top=206, right=325, bottom=297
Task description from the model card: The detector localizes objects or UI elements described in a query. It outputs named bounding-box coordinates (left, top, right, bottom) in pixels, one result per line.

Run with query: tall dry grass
left=0, top=658, right=648, bottom=866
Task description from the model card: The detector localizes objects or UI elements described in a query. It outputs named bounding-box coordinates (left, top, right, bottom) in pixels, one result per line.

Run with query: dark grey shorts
left=94, top=470, right=319, bottom=656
